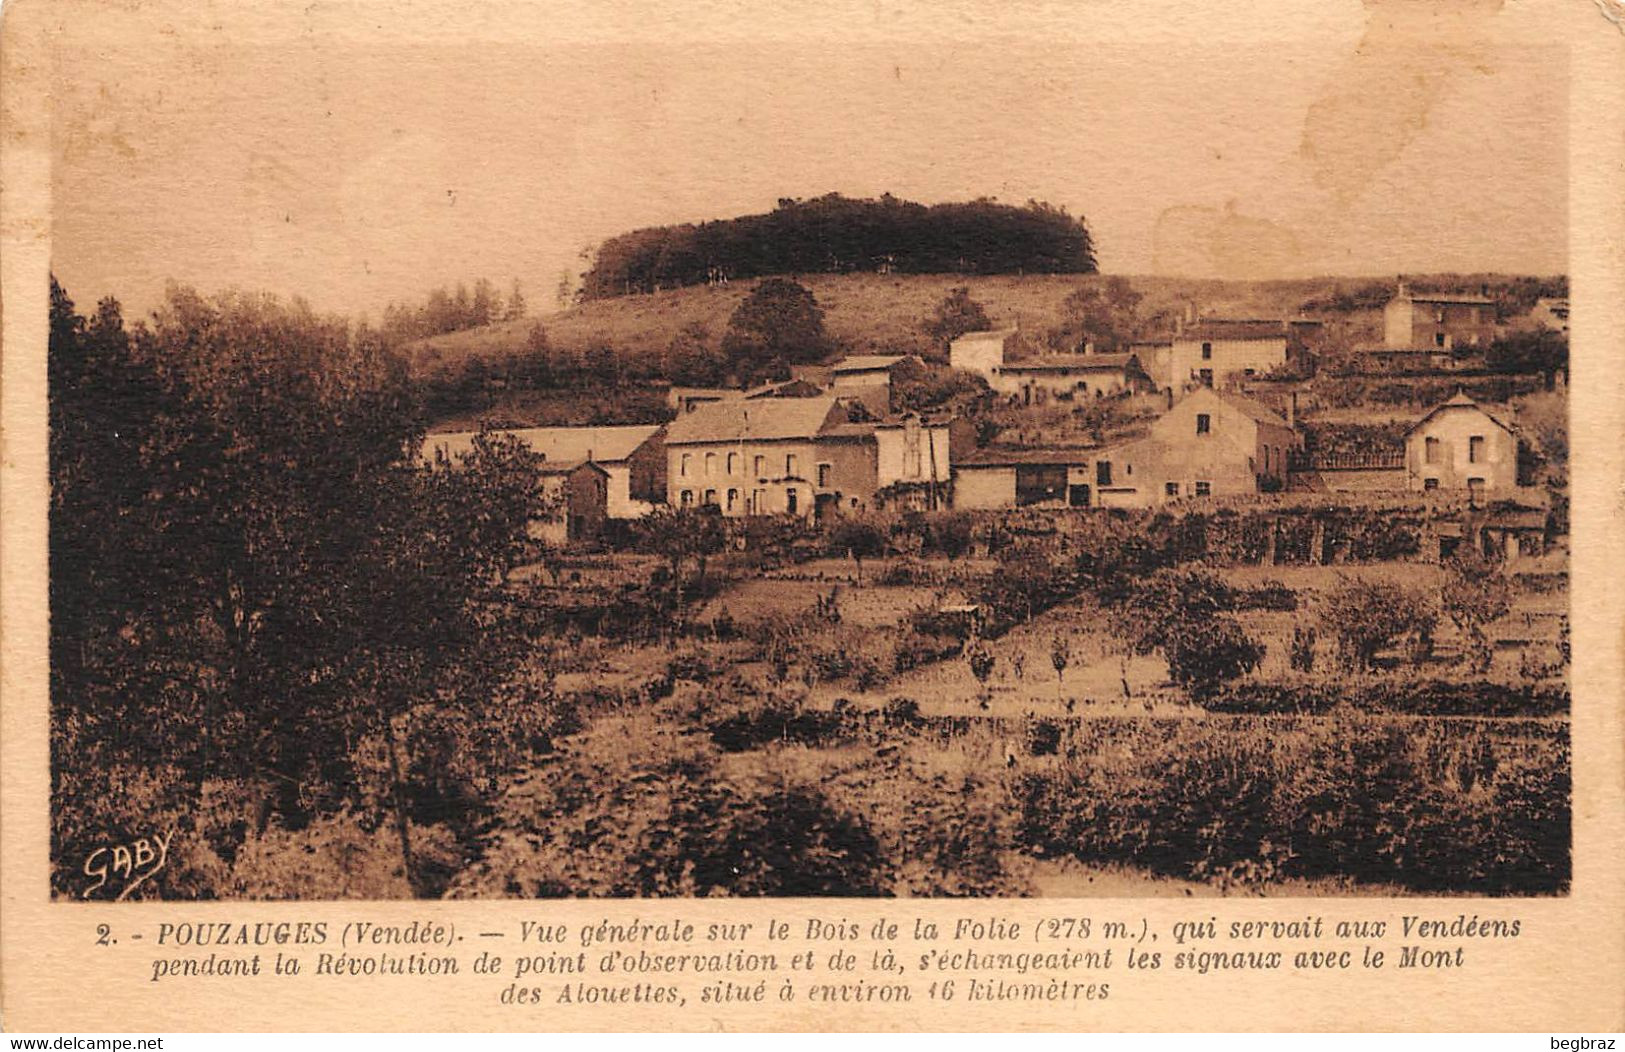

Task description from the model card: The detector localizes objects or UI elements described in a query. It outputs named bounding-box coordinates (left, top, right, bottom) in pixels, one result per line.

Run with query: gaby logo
left=83, top=830, right=173, bottom=900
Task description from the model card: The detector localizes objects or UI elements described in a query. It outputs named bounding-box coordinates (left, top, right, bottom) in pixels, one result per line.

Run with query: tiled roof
left=1404, top=292, right=1495, bottom=305
left=1404, top=391, right=1516, bottom=436
left=1181, top=319, right=1290, bottom=342
left=1001, top=352, right=1138, bottom=372
left=832, top=354, right=914, bottom=372
left=664, top=396, right=843, bottom=444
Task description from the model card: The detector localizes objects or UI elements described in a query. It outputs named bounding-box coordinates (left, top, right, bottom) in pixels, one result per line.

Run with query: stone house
left=1383, top=282, right=1499, bottom=350
left=1404, top=392, right=1520, bottom=499
left=664, top=396, right=879, bottom=520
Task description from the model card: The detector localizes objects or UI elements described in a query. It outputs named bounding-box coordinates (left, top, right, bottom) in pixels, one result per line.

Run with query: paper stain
left=1150, top=199, right=1306, bottom=280
left=1299, top=0, right=1504, bottom=203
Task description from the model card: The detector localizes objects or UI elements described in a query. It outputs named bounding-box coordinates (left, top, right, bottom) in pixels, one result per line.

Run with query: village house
left=1383, top=282, right=1499, bottom=350
left=951, top=387, right=1299, bottom=511
left=952, top=448, right=1101, bottom=510
left=537, top=461, right=610, bottom=542
left=826, top=353, right=921, bottom=416
left=1156, top=319, right=1298, bottom=392
left=992, top=352, right=1150, bottom=404
left=664, top=396, right=881, bottom=520
left=872, top=413, right=954, bottom=510
left=948, top=328, right=1019, bottom=382
left=1102, top=387, right=1299, bottom=506
left=424, top=424, right=666, bottom=521
left=1404, top=392, right=1520, bottom=500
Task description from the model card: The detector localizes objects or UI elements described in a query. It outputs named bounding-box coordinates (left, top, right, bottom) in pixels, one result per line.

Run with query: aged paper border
left=2, top=0, right=1622, bottom=1032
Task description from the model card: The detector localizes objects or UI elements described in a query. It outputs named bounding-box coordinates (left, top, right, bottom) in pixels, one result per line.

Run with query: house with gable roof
left=664, top=395, right=881, bottom=519
left=1404, top=391, right=1520, bottom=499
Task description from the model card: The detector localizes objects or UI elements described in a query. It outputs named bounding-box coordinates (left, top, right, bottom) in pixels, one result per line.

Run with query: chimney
left=1396, top=275, right=1408, bottom=299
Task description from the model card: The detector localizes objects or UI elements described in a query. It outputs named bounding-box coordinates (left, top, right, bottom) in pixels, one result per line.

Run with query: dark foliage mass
left=580, top=193, right=1095, bottom=299
left=49, top=278, right=541, bottom=898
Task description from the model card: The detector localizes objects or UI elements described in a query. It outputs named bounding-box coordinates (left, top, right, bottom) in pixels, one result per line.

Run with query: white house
left=949, top=328, right=1019, bottom=382
left=1404, top=392, right=1520, bottom=499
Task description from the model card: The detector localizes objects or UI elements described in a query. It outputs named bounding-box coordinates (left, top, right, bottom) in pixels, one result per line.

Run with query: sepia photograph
left=42, top=0, right=1573, bottom=905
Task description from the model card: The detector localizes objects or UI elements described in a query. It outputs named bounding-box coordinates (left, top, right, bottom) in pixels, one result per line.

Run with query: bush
left=1163, top=617, right=1265, bottom=698
left=1320, top=577, right=1437, bottom=672
left=1013, top=714, right=1568, bottom=894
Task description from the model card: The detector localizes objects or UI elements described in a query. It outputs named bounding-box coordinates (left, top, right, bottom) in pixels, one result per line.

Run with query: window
left=703, top=488, right=717, bottom=506
left=1195, top=481, right=1212, bottom=497
left=786, top=454, right=798, bottom=476
left=1165, top=482, right=1180, bottom=497
left=680, top=453, right=691, bottom=477
left=817, top=463, right=831, bottom=487
left=1468, top=435, right=1485, bottom=464
left=1096, top=461, right=1112, bottom=487
left=726, top=488, right=739, bottom=512
left=727, top=452, right=738, bottom=475
left=1195, top=413, right=1211, bottom=435
left=1199, top=368, right=1213, bottom=387
left=680, top=489, right=694, bottom=507
left=1425, top=436, right=1440, bottom=465
left=1468, top=477, right=1486, bottom=502
left=1201, top=342, right=1213, bottom=360
left=1434, top=332, right=1447, bottom=348
left=753, top=455, right=765, bottom=477
left=752, top=488, right=767, bottom=513
left=705, top=452, right=717, bottom=477
left=786, top=489, right=798, bottom=515
left=1423, top=478, right=1439, bottom=491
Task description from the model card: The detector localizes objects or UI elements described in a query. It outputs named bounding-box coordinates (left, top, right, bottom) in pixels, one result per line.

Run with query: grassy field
left=402, top=272, right=1403, bottom=373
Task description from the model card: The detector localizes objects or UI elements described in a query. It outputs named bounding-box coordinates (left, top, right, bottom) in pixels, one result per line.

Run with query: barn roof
left=423, top=424, right=662, bottom=465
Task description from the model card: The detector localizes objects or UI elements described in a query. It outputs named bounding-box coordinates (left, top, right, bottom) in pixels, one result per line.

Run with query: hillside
left=403, top=272, right=1418, bottom=376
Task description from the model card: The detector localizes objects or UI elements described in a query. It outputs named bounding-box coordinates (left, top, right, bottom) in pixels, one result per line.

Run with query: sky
left=43, top=0, right=1571, bottom=319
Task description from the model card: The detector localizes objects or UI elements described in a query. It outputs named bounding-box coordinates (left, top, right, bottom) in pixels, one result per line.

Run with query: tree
left=633, top=506, right=730, bottom=607
left=664, top=321, right=726, bottom=386
left=721, top=278, right=830, bottom=382
left=1320, top=577, right=1437, bottom=673
left=1048, top=277, right=1143, bottom=352
left=965, top=642, right=997, bottom=709
left=471, top=278, right=498, bottom=328
left=584, top=340, right=621, bottom=386
left=1486, top=328, right=1568, bottom=387
left=924, top=287, right=992, bottom=351
left=1161, top=618, right=1264, bottom=698
left=1440, top=549, right=1512, bottom=673
left=48, top=281, right=537, bottom=898
left=1113, top=570, right=1261, bottom=698
left=830, top=520, right=886, bottom=582
left=504, top=279, right=527, bottom=321
left=1049, top=633, right=1072, bottom=698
